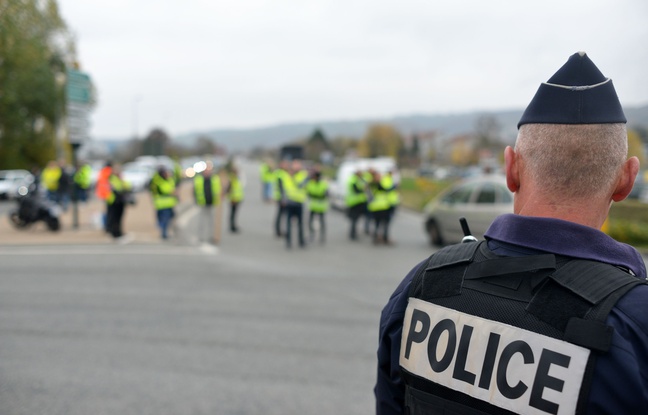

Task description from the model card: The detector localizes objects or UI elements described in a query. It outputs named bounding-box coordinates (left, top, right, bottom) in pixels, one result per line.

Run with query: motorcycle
left=9, top=184, right=62, bottom=232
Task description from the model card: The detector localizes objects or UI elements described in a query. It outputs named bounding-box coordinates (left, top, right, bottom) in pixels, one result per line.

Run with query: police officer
left=375, top=52, right=648, bottom=414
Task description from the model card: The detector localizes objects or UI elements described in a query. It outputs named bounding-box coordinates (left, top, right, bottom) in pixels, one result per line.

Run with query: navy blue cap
left=518, top=52, right=626, bottom=128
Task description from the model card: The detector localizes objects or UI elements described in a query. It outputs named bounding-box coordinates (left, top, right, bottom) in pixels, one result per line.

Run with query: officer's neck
left=513, top=191, right=610, bottom=230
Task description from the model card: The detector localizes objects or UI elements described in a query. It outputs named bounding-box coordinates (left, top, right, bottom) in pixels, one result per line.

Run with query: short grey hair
left=516, top=124, right=628, bottom=199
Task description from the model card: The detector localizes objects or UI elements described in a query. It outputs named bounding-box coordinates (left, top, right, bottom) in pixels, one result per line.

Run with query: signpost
left=66, top=68, right=94, bottom=229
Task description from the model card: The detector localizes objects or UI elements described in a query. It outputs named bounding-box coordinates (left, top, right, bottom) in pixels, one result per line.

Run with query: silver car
left=423, top=175, right=513, bottom=245
left=0, top=169, right=33, bottom=200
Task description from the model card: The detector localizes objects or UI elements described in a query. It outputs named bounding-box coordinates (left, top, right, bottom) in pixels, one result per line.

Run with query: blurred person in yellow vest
left=150, top=166, right=178, bottom=240
left=363, top=169, right=374, bottom=235
left=306, top=168, right=329, bottom=244
left=42, top=160, right=62, bottom=203
left=193, top=163, right=221, bottom=245
left=278, top=160, right=308, bottom=248
left=226, top=167, right=244, bottom=233
left=383, top=169, right=400, bottom=221
left=345, top=169, right=368, bottom=240
left=367, top=170, right=394, bottom=245
left=273, top=160, right=290, bottom=237
left=172, top=158, right=183, bottom=185
left=106, top=164, right=133, bottom=243
left=73, top=161, right=93, bottom=203
left=260, top=159, right=275, bottom=203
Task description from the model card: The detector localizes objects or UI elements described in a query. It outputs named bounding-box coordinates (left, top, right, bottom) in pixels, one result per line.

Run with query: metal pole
left=71, top=142, right=81, bottom=229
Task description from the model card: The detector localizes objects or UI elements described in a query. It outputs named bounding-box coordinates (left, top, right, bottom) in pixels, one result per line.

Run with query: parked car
left=423, top=175, right=513, bottom=246
left=0, top=169, right=33, bottom=200
left=121, top=163, right=155, bottom=192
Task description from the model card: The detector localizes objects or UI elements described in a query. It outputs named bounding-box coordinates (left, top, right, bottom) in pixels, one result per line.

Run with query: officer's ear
left=504, top=146, right=520, bottom=193
left=611, top=156, right=640, bottom=202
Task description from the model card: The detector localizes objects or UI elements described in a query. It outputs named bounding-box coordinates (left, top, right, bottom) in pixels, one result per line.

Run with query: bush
left=399, top=177, right=454, bottom=211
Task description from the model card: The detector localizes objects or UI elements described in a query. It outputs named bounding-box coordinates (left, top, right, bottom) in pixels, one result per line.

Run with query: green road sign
left=66, top=69, right=92, bottom=104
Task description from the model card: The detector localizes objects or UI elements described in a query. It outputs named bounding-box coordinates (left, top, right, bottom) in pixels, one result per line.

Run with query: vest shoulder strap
left=528, top=258, right=645, bottom=352
left=409, top=242, right=482, bottom=298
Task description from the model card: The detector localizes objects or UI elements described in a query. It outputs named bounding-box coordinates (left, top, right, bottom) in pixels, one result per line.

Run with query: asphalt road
left=0, top=160, right=435, bottom=415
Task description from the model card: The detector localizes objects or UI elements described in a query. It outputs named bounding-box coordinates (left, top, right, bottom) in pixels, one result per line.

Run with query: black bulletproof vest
left=401, top=241, right=645, bottom=415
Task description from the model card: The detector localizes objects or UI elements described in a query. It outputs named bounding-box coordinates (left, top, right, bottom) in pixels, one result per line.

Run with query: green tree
left=357, top=124, right=404, bottom=159
left=141, top=128, right=170, bottom=156
left=329, top=136, right=358, bottom=158
left=0, top=0, right=72, bottom=169
left=304, top=128, right=330, bottom=162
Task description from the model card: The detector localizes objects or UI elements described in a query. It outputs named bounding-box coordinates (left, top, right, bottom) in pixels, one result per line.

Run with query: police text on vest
left=400, top=298, right=590, bottom=415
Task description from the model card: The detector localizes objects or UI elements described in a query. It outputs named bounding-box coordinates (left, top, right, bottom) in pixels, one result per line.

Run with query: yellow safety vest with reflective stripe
left=346, top=174, right=367, bottom=207
left=228, top=175, right=244, bottom=202
left=151, top=174, right=177, bottom=210
left=283, top=173, right=307, bottom=204
left=306, top=180, right=329, bottom=213
left=273, top=169, right=288, bottom=201
left=295, top=169, right=308, bottom=185
left=368, top=181, right=391, bottom=212
left=74, top=165, right=93, bottom=189
left=107, top=174, right=131, bottom=205
left=260, top=163, right=274, bottom=183
left=382, top=175, right=400, bottom=207
left=194, top=174, right=221, bottom=206
left=42, top=166, right=62, bottom=191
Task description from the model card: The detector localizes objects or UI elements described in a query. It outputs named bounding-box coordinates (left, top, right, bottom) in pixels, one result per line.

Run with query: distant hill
left=172, top=110, right=525, bottom=153
left=100, top=105, right=648, bottom=153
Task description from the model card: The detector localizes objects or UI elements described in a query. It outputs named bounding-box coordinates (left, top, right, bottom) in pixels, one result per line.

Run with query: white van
left=329, top=157, right=399, bottom=210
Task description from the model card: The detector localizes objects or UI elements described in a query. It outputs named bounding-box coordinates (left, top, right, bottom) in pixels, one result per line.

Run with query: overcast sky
left=57, top=0, right=648, bottom=140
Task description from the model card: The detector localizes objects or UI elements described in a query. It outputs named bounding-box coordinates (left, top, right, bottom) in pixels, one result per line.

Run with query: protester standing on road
left=367, top=170, right=393, bottom=245
left=273, top=160, right=290, bottom=237
left=384, top=169, right=400, bottom=222
left=56, top=160, right=72, bottom=212
left=73, top=161, right=92, bottom=203
left=375, top=52, right=648, bottom=415
left=363, top=169, right=374, bottom=236
left=150, top=166, right=178, bottom=240
left=260, top=159, right=275, bottom=203
left=305, top=168, right=329, bottom=243
left=226, top=167, right=244, bottom=233
left=106, top=164, right=132, bottom=243
left=95, top=161, right=112, bottom=232
left=193, top=164, right=221, bottom=245
left=279, top=160, right=307, bottom=249
left=346, top=169, right=368, bottom=241
left=41, top=160, right=61, bottom=203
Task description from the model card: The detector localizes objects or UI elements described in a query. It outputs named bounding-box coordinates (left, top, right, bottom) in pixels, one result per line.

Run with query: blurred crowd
left=260, top=158, right=400, bottom=249
left=18, top=157, right=400, bottom=248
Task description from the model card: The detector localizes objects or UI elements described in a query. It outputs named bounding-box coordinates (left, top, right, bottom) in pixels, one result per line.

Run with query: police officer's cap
left=518, top=52, right=626, bottom=128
